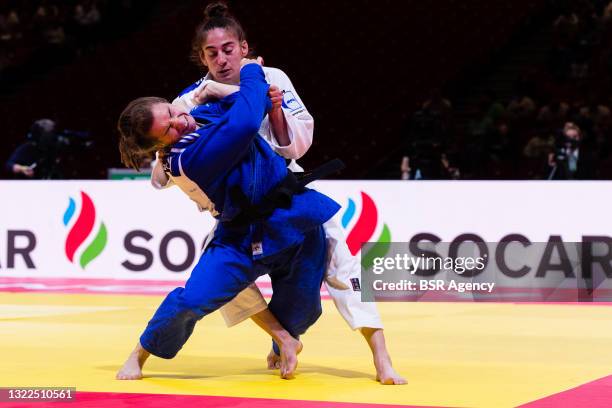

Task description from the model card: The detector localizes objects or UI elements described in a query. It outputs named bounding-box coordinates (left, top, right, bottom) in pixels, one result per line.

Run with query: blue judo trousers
left=139, top=64, right=340, bottom=359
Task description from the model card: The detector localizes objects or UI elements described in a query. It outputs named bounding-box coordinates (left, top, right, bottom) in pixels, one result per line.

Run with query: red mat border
left=2, top=391, right=443, bottom=408
left=519, top=374, right=612, bottom=407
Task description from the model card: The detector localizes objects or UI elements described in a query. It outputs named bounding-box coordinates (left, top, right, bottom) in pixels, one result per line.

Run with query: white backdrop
left=1, top=180, right=611, bottom=281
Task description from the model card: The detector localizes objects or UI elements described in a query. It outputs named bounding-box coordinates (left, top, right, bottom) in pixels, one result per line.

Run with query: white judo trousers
left=164, top=65, right=382, bottom=331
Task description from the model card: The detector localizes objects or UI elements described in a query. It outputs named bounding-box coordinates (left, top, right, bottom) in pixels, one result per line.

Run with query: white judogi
left=153, top=66, right=382, bottom=330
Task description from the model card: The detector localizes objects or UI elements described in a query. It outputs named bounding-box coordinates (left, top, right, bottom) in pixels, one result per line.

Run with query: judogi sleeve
left=259, top=67, right=314, bottom=160
left=179, top=64, right=271, bottom=188
left=177, top=64, right=272, bottom=326
left=171, top=79, right=207, bottom=112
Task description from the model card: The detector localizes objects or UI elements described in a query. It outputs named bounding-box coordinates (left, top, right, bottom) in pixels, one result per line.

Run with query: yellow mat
left=2, top=292, right=612, bottom=407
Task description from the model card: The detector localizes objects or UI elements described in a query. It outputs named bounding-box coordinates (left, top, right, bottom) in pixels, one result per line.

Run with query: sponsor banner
left=0, top=181, right=213, bottom=281
left=2, top=180, right=612, bottom=288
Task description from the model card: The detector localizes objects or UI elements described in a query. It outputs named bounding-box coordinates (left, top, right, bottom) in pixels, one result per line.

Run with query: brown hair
left=117, top=96, right=168, bottom=170
left=190, top=2, right=248, bottom=67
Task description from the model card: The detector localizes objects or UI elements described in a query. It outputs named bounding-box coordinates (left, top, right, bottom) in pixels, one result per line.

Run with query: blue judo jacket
left=162, top=64, right=339, bottom=259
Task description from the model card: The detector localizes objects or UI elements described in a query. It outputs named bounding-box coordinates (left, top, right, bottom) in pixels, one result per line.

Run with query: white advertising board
left=1, top=180, right=611, bottom=285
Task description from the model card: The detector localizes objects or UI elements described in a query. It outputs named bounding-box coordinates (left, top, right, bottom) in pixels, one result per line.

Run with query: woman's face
left=199, top=28, right=248, bottom=85
left=148, top=103, right=197, bottom=146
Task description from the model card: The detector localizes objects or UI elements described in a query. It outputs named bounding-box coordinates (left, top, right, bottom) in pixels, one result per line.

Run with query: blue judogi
left=139, top=64, right=340, bottom=359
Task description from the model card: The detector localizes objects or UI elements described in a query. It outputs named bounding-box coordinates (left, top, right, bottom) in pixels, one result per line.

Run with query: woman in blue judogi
left=115, top=61, right=339, bottom=380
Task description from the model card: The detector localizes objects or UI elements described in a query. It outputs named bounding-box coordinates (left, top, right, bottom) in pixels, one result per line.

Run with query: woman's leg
left=117, top=241, right=254, bottom=379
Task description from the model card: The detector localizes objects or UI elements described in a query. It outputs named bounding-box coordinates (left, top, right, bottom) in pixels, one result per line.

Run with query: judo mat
left=3, top=286, right=612, bottom=407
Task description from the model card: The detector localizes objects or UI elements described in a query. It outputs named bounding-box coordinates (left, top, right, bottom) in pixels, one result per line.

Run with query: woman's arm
left=175, top=66, right=314, bottom=161
left=195, top=81, right=239, bottom=103
left=259, top=67, right=314, bottom=160
left=172, top=81, right=240, bottom=111
left=179, top=61, right=271, bottom=189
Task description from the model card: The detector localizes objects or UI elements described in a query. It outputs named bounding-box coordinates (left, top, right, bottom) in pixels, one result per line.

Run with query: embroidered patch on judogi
left=281, top=91, right=302, bottom=112
left=252, top=242, right=263, bottom=256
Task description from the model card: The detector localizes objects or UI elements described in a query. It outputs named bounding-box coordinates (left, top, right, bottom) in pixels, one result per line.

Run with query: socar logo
left=341, top=191, right=391, bottom=267
left=63, top=191, right=107, bottom=269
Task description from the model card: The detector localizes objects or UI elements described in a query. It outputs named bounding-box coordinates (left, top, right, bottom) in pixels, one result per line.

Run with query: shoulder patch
left=281, top=91, right=303, bottom=112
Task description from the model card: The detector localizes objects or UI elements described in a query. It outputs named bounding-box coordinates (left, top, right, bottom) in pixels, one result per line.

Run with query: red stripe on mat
left=5, top=277, right=612, bottom=304
left=0, top=277, right=193, bottom=286
left=0, top=277, right=331, bottom=299
left=3, top=391, right=439, bottom=408
left=519, top=375, right=612, bottom=407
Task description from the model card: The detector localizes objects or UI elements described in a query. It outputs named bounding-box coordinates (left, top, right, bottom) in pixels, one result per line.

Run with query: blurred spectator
left=547, top=121, right=596, bottom=179
left=31, top=2, right=72, bottom=64
left=553, top=8, right=580, bottom=43
left=605, top=1, right=612, bottom=21
left=577, top=99, right=611, bottom=131
left=400, top=156, right=410, bottom=180
left=486, top=120, right=515, bottom=163
left=537, top=99, right=570, bottom=130
left=0, top=7, right=22, bottom=70
left=409, top=91, right=454, bottom=148
left=6, top=144, right=38, bottom=178
left=524, top=131, right=555, bottom=159
left=5, top=119, right=57, bottom=179
left=422, top=88, right=453, bottom=128
left=550, top=6, right=581, bottom=81
left=5, top=119, right=93, bottom=179
left=507, top=93, right=536, bottom=122
left=401, top=145, right=459, bottom=180
left=74, top=0, right=102, bottom=53
left=75, top=1, right=101, bottom=26
left=6, top=8, right=21, bottom=35
left=440, top=153, right=461, bottom=179
left=0, top=8, right=20, bottom=42
left=468, top=91, right=506, bottom=138
left=0, top=0, right=139, bottom=80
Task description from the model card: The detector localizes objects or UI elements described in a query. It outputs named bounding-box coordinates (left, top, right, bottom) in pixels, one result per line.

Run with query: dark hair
left=190, top=2, right=248, bottom=67
left=117, top=96, right=168, bottom=170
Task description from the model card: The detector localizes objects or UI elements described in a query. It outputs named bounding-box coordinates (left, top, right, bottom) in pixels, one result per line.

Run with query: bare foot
left=266, top=338, right=303, bottom=379
left=267, top=348, right=281, bottom=369
left=374, top=356, right=407, bottom=385
left=279, top=338, right=303, bottom=380
left=116, top=342, right=150, bottom=380
left=360, top=328, right=406, bottom=385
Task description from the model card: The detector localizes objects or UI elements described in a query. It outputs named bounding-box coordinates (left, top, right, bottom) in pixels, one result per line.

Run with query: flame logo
left=341, top=192, right=391, bottom=267
left=63, top=191, right=107, bottom=269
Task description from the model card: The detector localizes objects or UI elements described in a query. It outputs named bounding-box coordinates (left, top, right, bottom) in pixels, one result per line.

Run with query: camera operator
left=547, top=122, right=595, bottom=179
left=5, top=119, right=54, bottom=179
left=5, top=119, right=92, bottom=179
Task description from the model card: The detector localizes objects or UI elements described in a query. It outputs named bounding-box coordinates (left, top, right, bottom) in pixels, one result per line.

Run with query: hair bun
left=204, top=2, right=229, bottom=19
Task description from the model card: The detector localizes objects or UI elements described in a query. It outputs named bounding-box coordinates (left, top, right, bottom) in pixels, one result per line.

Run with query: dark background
left=2, top=0, right=610, bottom=179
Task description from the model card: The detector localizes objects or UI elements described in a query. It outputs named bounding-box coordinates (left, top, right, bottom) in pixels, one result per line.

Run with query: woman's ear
left=240, top=40, right=249, bottom=57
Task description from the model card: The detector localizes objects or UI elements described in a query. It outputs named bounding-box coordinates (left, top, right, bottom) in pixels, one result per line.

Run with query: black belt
left=228, top=159, right=345, bottom=226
